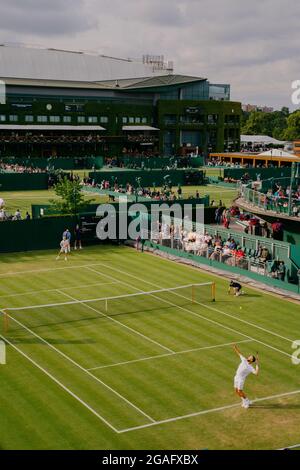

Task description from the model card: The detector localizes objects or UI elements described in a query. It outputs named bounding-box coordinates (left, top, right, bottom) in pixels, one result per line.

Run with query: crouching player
left=233, top=344, right=259, bottom=409
left=56, top=236, right=69, bottom=261
left=228, top=280, right=244, bottom=297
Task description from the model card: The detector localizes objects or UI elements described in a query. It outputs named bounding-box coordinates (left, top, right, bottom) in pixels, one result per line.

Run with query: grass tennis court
left=0, top=245, right=299, bottom=449
left=1, top=184, right=238, bottom=217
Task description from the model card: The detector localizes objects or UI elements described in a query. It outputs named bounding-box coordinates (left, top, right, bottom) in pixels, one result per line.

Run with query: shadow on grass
left=6, top=302, right=184, bottom=333
left=10, top=337, right=98, bottom=345
left=251, top=403, right=300, bottom=410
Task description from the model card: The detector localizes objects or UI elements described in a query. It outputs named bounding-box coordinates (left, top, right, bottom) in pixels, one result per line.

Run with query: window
left=135, top=117, right=141, bottom=124
left=225, top=114, right=239, bottom=124
left=49, top=116, right=60, bottom=123
left=63, top=116, right=72, bottom=123
left=88, top=116, right=98, bottom=123
left=100, top=116, right=108, bottom=124
left=181, top=82, right=209, bottom=100
left=180, top=130, right=202, bottom=146
left=122, top=117, right=128, bottom=124
left=25, top=115, right=34, bottom=123
left=0, top=115, right=6, bottom=122
left=142, top=117, right=147, bottom=124
left=65, top=104, right=84, bottom=112
left=77, top=116, right=86, bottom=123
left=180, top=115, right=204, bottom=124
left=129, top=117, right=134, bottom=124
left=209, top=84, right=230, bottom=101
left=37, top=116, right=48, bottom=123
left=164, top=114, right=177, bottom=125
left=9, top=115, right=18, bottom=122
left=207, top=114, right=218, bottom=124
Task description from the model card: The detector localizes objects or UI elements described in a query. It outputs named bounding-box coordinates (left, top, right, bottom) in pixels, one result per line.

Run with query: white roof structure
left=0, top=45, right=171, bottom=83
left=257, top=149, right=295, bottom=158
left=122, top=126, right=159, bottom=131
left=241, top=135, right=287, bottom=145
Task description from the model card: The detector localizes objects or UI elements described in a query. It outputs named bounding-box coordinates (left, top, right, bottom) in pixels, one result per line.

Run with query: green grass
left=0, top=245, right=299, bottom=450
left=179, top=185, right=238, bottom=207
left=0, top=190, right=108, bottom=217
left=0, top=184, right=238, bottom=218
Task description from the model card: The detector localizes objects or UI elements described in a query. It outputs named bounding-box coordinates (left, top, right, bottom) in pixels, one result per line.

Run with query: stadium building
left=0, top=44, right=241, bottom=158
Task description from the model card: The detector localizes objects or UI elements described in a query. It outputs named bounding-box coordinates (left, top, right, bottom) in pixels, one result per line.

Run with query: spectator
left=14, top=209, right=22, bottom=220
left=278, top=261, right=286, bottom=281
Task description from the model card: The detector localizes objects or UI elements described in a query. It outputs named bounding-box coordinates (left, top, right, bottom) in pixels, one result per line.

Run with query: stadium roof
left=241, top=135, right=288, bottom=145
left=0, top=44, right=171, bottom=83
left=95, top=75, right=206, bottom=90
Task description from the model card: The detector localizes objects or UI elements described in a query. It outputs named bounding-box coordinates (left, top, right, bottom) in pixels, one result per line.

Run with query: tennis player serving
left=233, top=344, right=259, bottom=409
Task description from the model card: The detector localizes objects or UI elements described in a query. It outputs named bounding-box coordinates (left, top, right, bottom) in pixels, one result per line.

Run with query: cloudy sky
left=0, top=0, right=299, bottom=109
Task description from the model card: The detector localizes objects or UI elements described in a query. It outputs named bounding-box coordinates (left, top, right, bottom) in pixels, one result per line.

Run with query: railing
left=240, top=177, right=300, bottom=216
left=148, top=232, right=288, bottom=282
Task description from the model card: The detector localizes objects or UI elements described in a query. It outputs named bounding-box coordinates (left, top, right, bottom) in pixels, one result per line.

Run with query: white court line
left=87, top=266, right=293, bottom=360
left=118, top=389, right=300, bottom=434
left=0, top=333, right=119, bottom=433
left=0, top=308, right=155, bottom=424
left=3, top=328, right=300, bottom=434
left=278, top=443, right=300, bottom=450
left=58, top=290, right=174, bottom=354
left=0, top=281, right=117, bottom=300
left=87, top=339, right=252, bottom=371
left=0, top=262, right=110, bottom=278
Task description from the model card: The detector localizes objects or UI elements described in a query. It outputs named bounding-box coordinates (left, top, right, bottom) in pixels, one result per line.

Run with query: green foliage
left=241, top=107, right=300, bottom=141
left=50, top=177, right=93, bottom=215
left=282, top=111, right=300, bottom=140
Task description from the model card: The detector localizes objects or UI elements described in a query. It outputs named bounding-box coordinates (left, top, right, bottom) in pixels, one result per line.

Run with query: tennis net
left=1, top=282, right=216, bottom=332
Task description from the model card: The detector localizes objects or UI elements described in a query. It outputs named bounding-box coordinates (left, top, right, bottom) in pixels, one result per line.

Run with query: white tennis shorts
left=234, top=375, right=245, bottom=390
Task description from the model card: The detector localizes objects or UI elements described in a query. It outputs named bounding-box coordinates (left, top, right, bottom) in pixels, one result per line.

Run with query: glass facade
left=180, top=115, right=205, bottom=124
left=181, top=82, right=209, bottom=100
left=158, top=80, right=228, bottom=102
left=180, top=130, right=202, bottom=147
left=209, top=84, right=230, bottom=101
left=164, top=114, right=177, bottom=125
left=163, top=130, right=176, bottom=155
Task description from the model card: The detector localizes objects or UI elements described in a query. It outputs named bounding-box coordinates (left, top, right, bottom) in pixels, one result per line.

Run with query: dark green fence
left=0, top=216, right=76, bottom=253
left=1, top=156, right=104, bottom=170
left=224, top=167, right=291, bottom=180
left=0, top=173, right=49, bottom=191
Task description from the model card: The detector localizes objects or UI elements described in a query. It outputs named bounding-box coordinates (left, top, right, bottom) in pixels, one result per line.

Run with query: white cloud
left=0, top=0, right=299, bottom=109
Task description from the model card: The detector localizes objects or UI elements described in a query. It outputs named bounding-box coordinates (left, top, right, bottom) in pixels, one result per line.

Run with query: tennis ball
left=239, top=306, right=242, bottom=310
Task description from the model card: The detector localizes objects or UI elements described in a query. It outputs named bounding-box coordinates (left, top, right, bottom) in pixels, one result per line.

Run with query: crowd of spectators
left=208, top=158, right=289, bottom=170
left=82, top=177, right=195, bottom=202
left=261, top=184, right=300, bottom=217
left=152, top=222, right=286, bottom=281
left=0, top=160, right=46, bottom=173
left=0, top=133, right=104, bottom=144
left=126, top=134, right=158, bottom=143
left=0, top=206, right=31, bottom=221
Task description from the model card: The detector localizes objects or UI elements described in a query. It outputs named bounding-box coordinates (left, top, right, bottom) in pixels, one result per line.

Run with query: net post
left=212, top=283, right=216, bottom=302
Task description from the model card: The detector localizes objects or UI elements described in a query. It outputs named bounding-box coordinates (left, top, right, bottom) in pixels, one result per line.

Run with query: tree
left=50, top=177, right=93, bottom=215
left=241, top=109, right=289, bottom=140
left=282, top=111, right=300, bottom=141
